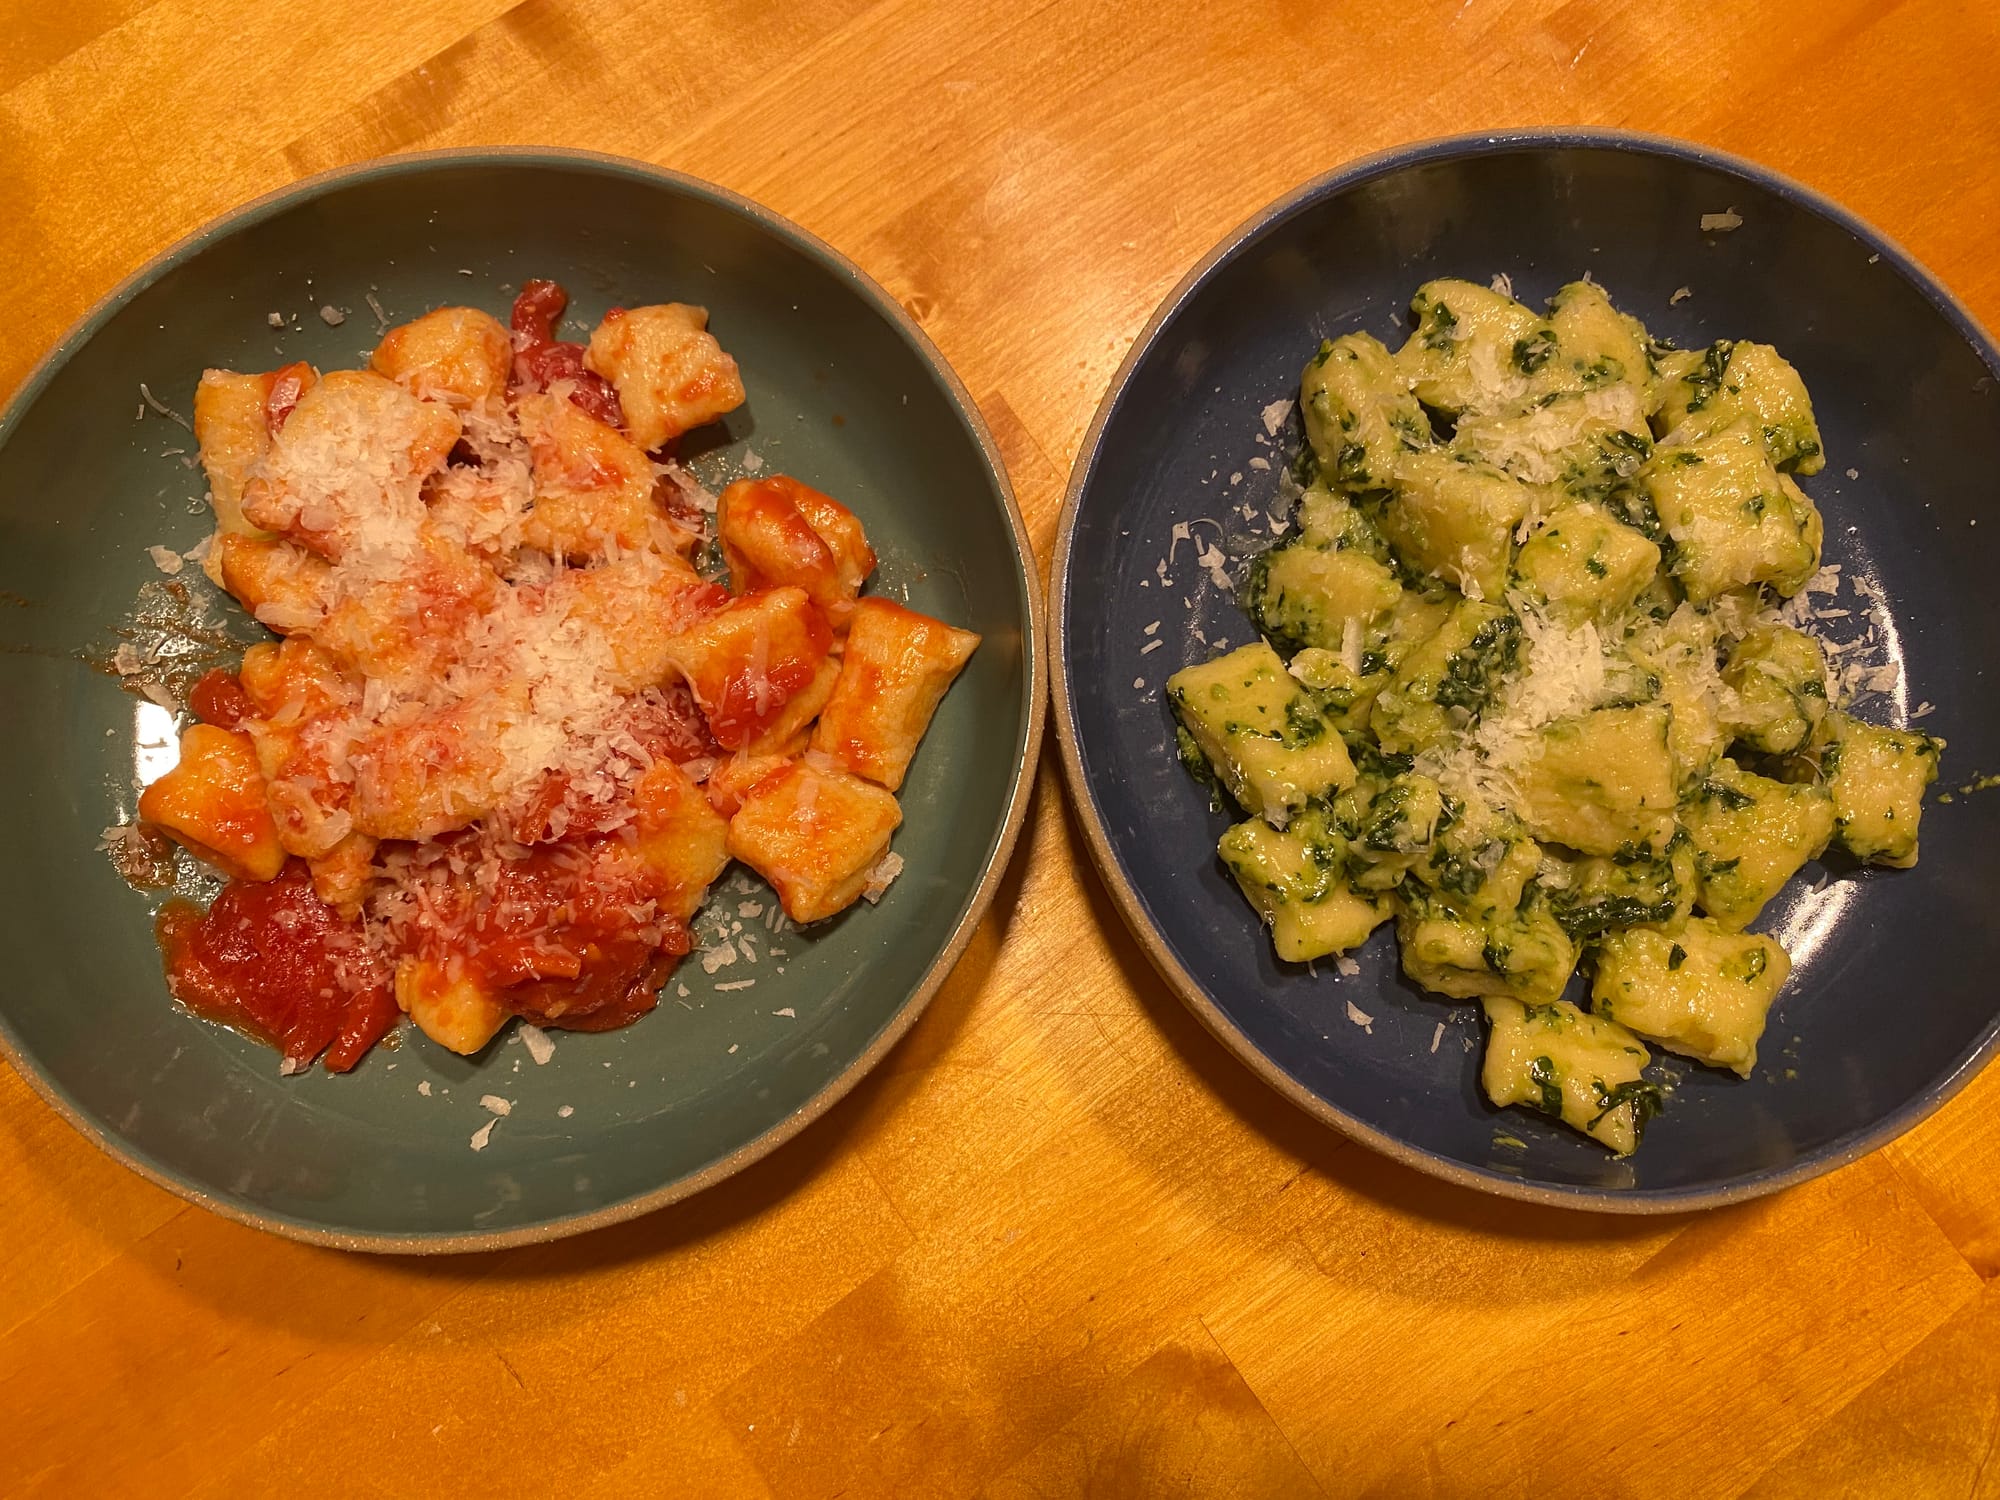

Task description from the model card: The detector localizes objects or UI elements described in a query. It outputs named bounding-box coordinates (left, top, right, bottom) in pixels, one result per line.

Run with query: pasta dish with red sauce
left=128, top=280, right=979, bottom=1073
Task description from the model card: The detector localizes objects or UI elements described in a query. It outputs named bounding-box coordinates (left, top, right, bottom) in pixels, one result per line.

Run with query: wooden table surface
left=6, top=0, right=2000, bottom=1494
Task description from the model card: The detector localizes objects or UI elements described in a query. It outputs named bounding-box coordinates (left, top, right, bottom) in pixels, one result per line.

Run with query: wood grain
left=4, top=1, right=1999, bottom=1493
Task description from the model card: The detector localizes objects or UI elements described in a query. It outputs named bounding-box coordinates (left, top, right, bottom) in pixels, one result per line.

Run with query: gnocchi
left=1167, top=276, right=1943, bottom=1154
left=127, top=279, right=978, bottom=1073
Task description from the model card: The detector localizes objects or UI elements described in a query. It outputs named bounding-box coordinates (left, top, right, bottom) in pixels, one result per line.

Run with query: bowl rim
left=0, top=145, right=1047, bottom=1253
left=1049, top=125, right=2000, bottom=1214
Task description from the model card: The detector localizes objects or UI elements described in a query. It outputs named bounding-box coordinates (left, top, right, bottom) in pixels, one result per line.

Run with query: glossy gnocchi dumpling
left=311, top=524, right=503, bottom=687
left=1392, top=278, right=1543, bottom=416
left=1514, top=705, right=1678, bottom=856
left=585, top=303, right=747, bottom=453
left=138, top=723, right=287, bottom=882
left=193, top=362, right=316, bottom=583
left=1299, top=331, right=1432, bottom=492
left=810, top=599, right=980, bottom=791
left=1369, top=599, right=1518, bottom=757
left=1682, top=758, right=1834, bottom=931
left=717, top=476, right=877, bottom=627
left=369, top=306, right=512, bottom=407
left=307, top=830, right=377, bottom=917
left=517, top=392, right=690, bottom=562
left=1217, top=805, right=1390, bottom=962
left=1396, top=889, right=1578, bottom=1006
left=1639, top=419, right=1820, bottom=603
left=1511, top=501, right=1661, bottom=626
left=725, top=759, right=903, bottom=923
left=1167, top=641, right=1357, bottom=826
left=395, top=956, right=508, bottom=1056
left=239, top=370, right=460, bottom=560
left=348, top=686, right=526, bottom=841
left=1480, top=996, right=1658, bottom=1155
left=1790, top=711, right=1944, bottom=867
left=702, top=751, right=796, bottom=819
left=215, top=533, right=332, bottom=634
left=1654, top=340, right=1824, bottom=474
left=1244, top=527, right=1402, bottom=653
left=561, top=550, right=727, bottom=693
left=663, top=586, right=834, bottom=751
left=627, top=761, right=732, bottom=923
left=1592, top=919, right=1790, bottom=1078
left=1379, top=451, right=1533, bottom=606
left=1721, top=623, right=1830, bottom=756
left=237, top=636, right=365, bottom=861
left=1534, top=280, right=1655, bottom=401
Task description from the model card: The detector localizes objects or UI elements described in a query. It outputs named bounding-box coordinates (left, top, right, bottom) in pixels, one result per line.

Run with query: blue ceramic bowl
left=1052, top=129, right=2000, bottom=1210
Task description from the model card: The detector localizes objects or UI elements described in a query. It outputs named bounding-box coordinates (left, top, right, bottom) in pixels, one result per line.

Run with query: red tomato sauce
left=189, top=668, right=255, bottom=729
left=397, top=836, right=691, bottom=1031
left=510, top=279, right=626, bottom=430
left=157, top=863, right=395, bottom=1072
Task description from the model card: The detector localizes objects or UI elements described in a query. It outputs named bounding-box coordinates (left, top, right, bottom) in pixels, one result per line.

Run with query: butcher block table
left=5, top=0, right=2000, bottom=1494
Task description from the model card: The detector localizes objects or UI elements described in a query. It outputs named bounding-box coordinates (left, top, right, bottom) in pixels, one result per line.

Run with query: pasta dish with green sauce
left=1167, top=277, right=1944, bottom=1156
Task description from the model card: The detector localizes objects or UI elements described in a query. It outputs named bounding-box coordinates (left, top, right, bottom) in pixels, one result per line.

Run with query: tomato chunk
left=158, top=862, right=392, bottom=1072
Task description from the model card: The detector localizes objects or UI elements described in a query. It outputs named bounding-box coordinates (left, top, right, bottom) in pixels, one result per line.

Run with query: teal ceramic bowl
left=0, top=149, right=1043, bottom=1251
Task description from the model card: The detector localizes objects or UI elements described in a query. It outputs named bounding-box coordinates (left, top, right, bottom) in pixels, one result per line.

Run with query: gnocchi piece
left=1640, top=419, right=1820, bottom=603
left=395, top=957, right=508, bottom=1056
left=703, top=751, right=796, bottom=819
left=746, top=655, right=843, bottom=757
left=725, top=759, right=903, bottom=923
left=1534, top=280, right=1656, bottom=403
left=1397, top=888, right=1578, bottom=1006
left=237, top=635, right=354, bottom=721
left=193, top=363, right=316, bottom=583
left=1721, top=623, right=1830, bottom=755
left=238, top=639, right=365, bottom=861
left=311, top=523, right=504, bottom=688
left=1480, top=996, right=1658, bottom=1155
left=137, top=724, right=287, bottom=883
left=1299, top=331, right=1432, bottom=492
left=1369, top=599, right=1518, bottom=757
left=1683, top=758, right=1835, bottom=931
left=1166, top=641, right=1357, bottom=826
left=215, top=533, right=332, bottom=634
left=1243, top=532, right=1402, bottom=654
left=1624, top=605, right=1732, bottom=782
left=786, top=480, right=878, bottom=608
left=239, top=370, right=461, bottom=560
left=1592, top=920, right=1791, bottom=1077
left=662, top=586, right=835, bottom=751
left=1293, top=484, right=1395, bottom=558
left=1409, top=810, right=1543, bottom=926
left=1552, top=831, right=1698, bottom=941
left=1514, top=705, right=1678, bottom=856
left=369, top=306, right=512, bottom=408
left=627, top=761, right=732, bottom=923
left=1454, top=384, right=1653, bottom=495
left=1392, top=279, right=1543, bottom=416
left=1655, top=340, right=1824, bottom=474
left=809, top=599, right=981, bottom=791
left=1511, top=500, right=1661, bottom=625
left=1341, top=771, right=1448, bottom=893
left=1790, top=711, right=1943, bottom=867
left=1217, top=806, right=1391, bottom=962
left=584, top=303, right=747, bottom=453
left=307, top=831, right=377, bottom=917
left=1378, top=450, right=1533, bottom=602
left=348, top=687, right=527, bottom=841
left=561, top=550, right=727, bottom=693
left=517, top=391, right=689, bottom=562
left=718, top=475, right=877, bottom=627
